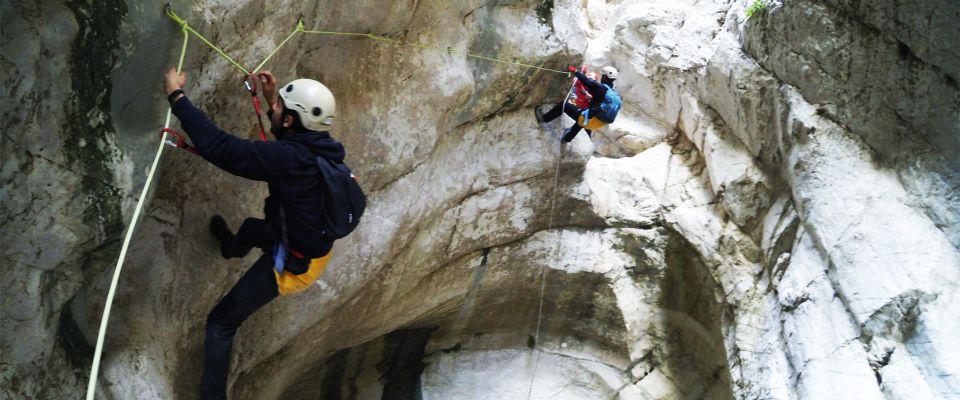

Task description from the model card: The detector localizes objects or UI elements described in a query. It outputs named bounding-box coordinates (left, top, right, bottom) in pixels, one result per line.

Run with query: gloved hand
left=568, top=65, right=576, bottom=73
left=580, top=66, right=587, bottom=74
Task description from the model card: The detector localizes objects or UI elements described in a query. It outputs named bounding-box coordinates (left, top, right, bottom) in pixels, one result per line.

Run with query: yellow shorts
left=577, top=115, right=606, bottom=130
left=274, top=250, right=331, bottom=295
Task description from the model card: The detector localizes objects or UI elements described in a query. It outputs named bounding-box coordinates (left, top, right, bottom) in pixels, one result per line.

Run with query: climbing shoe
left=534, top=106, right=545, bottom=124
left=209, top=215, right=234, bottom=259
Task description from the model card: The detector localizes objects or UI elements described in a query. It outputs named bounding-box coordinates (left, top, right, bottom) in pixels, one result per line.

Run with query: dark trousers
left=543, top=101, right=592, bottom=142
left=221, top=218, right=273, bottom=259
left=200, top=218, right=278, bottom=400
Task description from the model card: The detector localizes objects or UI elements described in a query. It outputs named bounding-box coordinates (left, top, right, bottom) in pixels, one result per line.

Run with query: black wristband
left=167, top=89, right=185, bottom=105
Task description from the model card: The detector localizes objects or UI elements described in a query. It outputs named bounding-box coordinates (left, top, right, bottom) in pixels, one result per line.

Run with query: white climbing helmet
left=279, top=79, right=336, bottom=130
left=601, top=66, right=619, bottom=80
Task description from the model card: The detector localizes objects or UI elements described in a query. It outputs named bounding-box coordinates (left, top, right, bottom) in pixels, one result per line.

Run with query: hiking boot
left=534, top=106, right=545, bottom=124
left=209, top=215, right=234, bottom=259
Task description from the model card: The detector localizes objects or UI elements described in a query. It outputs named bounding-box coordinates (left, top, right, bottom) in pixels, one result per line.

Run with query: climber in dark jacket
left=536, top=65, right=619, bottom=142
left=164, top=67, right=342, bottom=400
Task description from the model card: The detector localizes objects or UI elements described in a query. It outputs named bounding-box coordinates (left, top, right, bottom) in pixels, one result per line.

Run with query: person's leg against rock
left=199, top=254, right=278, bottom=399
left=540, top=101, right=568, bottom=123
left=561, top=102, right=581, bottom=121
left=212, top=217, right=272, bottom=259
left=562, top=124, right=584, bottom=142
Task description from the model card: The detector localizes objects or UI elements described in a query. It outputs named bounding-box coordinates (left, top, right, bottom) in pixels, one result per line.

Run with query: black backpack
left=279, top=156, right=366, bottom=258
left=312, top=156, right=366, bottom=240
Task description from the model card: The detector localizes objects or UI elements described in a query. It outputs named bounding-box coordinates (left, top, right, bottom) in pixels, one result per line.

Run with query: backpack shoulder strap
left=278, top=204, right=291, bottom=262
left=276, top=155, right=339, bottom=261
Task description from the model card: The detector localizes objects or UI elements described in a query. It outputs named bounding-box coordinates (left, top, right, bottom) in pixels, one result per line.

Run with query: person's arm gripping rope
left=171, top=97, right=292, bottom=181
left=257, top=70, right=280, bottom=111
left=572, top=69, right=606, bottom=100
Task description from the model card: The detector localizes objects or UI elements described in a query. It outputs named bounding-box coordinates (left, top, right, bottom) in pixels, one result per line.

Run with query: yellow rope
left=165, top=5, right=250, bottom=74
left=299, top=28, right=568, bottom=74
left=85, top=21, right=189, bottom=400
left=252, top=20, right=303, bottom=74
left=164, top=5, right=568, bottom=76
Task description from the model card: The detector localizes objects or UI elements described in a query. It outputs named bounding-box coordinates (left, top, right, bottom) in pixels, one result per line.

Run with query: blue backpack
left=594, top=84, right=622, bottom=123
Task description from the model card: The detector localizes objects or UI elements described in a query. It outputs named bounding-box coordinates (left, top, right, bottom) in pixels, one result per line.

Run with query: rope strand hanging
left=525, top=76, right=577, bottom=399
left=85, top=19, right=190, bottom=400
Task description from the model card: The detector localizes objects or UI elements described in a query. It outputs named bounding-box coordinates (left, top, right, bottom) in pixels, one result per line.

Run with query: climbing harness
left=526, top=75, right=578, bottom=399
left=160, top=128, right=198, bottom=154
left=86, top=5, right=574, bottom=398
left=243, top=75, right=268, bottom=141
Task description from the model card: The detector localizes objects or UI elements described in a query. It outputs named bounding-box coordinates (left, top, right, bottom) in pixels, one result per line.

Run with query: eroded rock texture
left=1, top=0, right=957, bottom=399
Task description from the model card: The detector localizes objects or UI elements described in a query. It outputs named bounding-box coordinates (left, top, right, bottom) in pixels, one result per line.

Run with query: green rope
left=165, top=5, right=250, bottom=74
left=301, top=29, right=567, bottom=74
left=252, top=21, right=303, bottom=73
left=165, top=5, right=568, bottom=77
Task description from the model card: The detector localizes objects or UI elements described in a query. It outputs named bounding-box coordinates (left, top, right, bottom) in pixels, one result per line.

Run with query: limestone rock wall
left=1, top=0, right=957, bottom=399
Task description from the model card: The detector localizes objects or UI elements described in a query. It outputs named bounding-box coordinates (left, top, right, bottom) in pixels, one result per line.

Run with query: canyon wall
left=1, top=0, right=957, bottom=398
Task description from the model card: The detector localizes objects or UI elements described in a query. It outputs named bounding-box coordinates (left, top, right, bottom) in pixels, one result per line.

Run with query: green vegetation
left=745, top=0, right=766, bottom=19
left=64, top=0, right=128, bottom=236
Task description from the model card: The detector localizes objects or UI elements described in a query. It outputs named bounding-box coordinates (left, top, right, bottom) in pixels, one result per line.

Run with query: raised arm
left=257, top=70, right=279, bottom=109
left=171, top=97, right=291, bottom=181
left=574, top=71, right=606, bottom=98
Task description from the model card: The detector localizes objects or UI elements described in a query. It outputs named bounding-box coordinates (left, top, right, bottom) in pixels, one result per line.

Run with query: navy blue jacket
left=172, top=97, right=342, bottom=258
left=575, top=71, right=614, bottom=115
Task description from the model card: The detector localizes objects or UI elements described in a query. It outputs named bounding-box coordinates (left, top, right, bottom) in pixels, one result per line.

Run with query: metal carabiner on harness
left=160, top=128, right=198, bottom=154
left=244, top=74, right=268, bottom=141
left=243, top=75, right=257, bottom=95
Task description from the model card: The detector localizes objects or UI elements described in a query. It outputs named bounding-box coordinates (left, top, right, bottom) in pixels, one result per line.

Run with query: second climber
left=535, top=65, right=622, bottom=142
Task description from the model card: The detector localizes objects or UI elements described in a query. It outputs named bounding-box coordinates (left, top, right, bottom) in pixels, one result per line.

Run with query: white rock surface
left=2, top=0, right=958, bottom=399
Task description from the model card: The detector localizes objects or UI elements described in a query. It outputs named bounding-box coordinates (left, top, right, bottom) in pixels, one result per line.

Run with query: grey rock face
left=1, top=0, right=957, bottom=399
left=742, top=0, right=960, bottom=248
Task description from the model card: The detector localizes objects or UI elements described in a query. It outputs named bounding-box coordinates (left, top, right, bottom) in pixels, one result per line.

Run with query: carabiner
left=244, top=74, right=268, bottom=141
left=160, top=128, right=198, bottom=154
left=244, top=74, right=258, bottom=95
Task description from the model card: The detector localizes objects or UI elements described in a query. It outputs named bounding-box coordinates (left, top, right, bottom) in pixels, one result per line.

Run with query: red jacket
left=573, top=71, right=599, bottom=109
